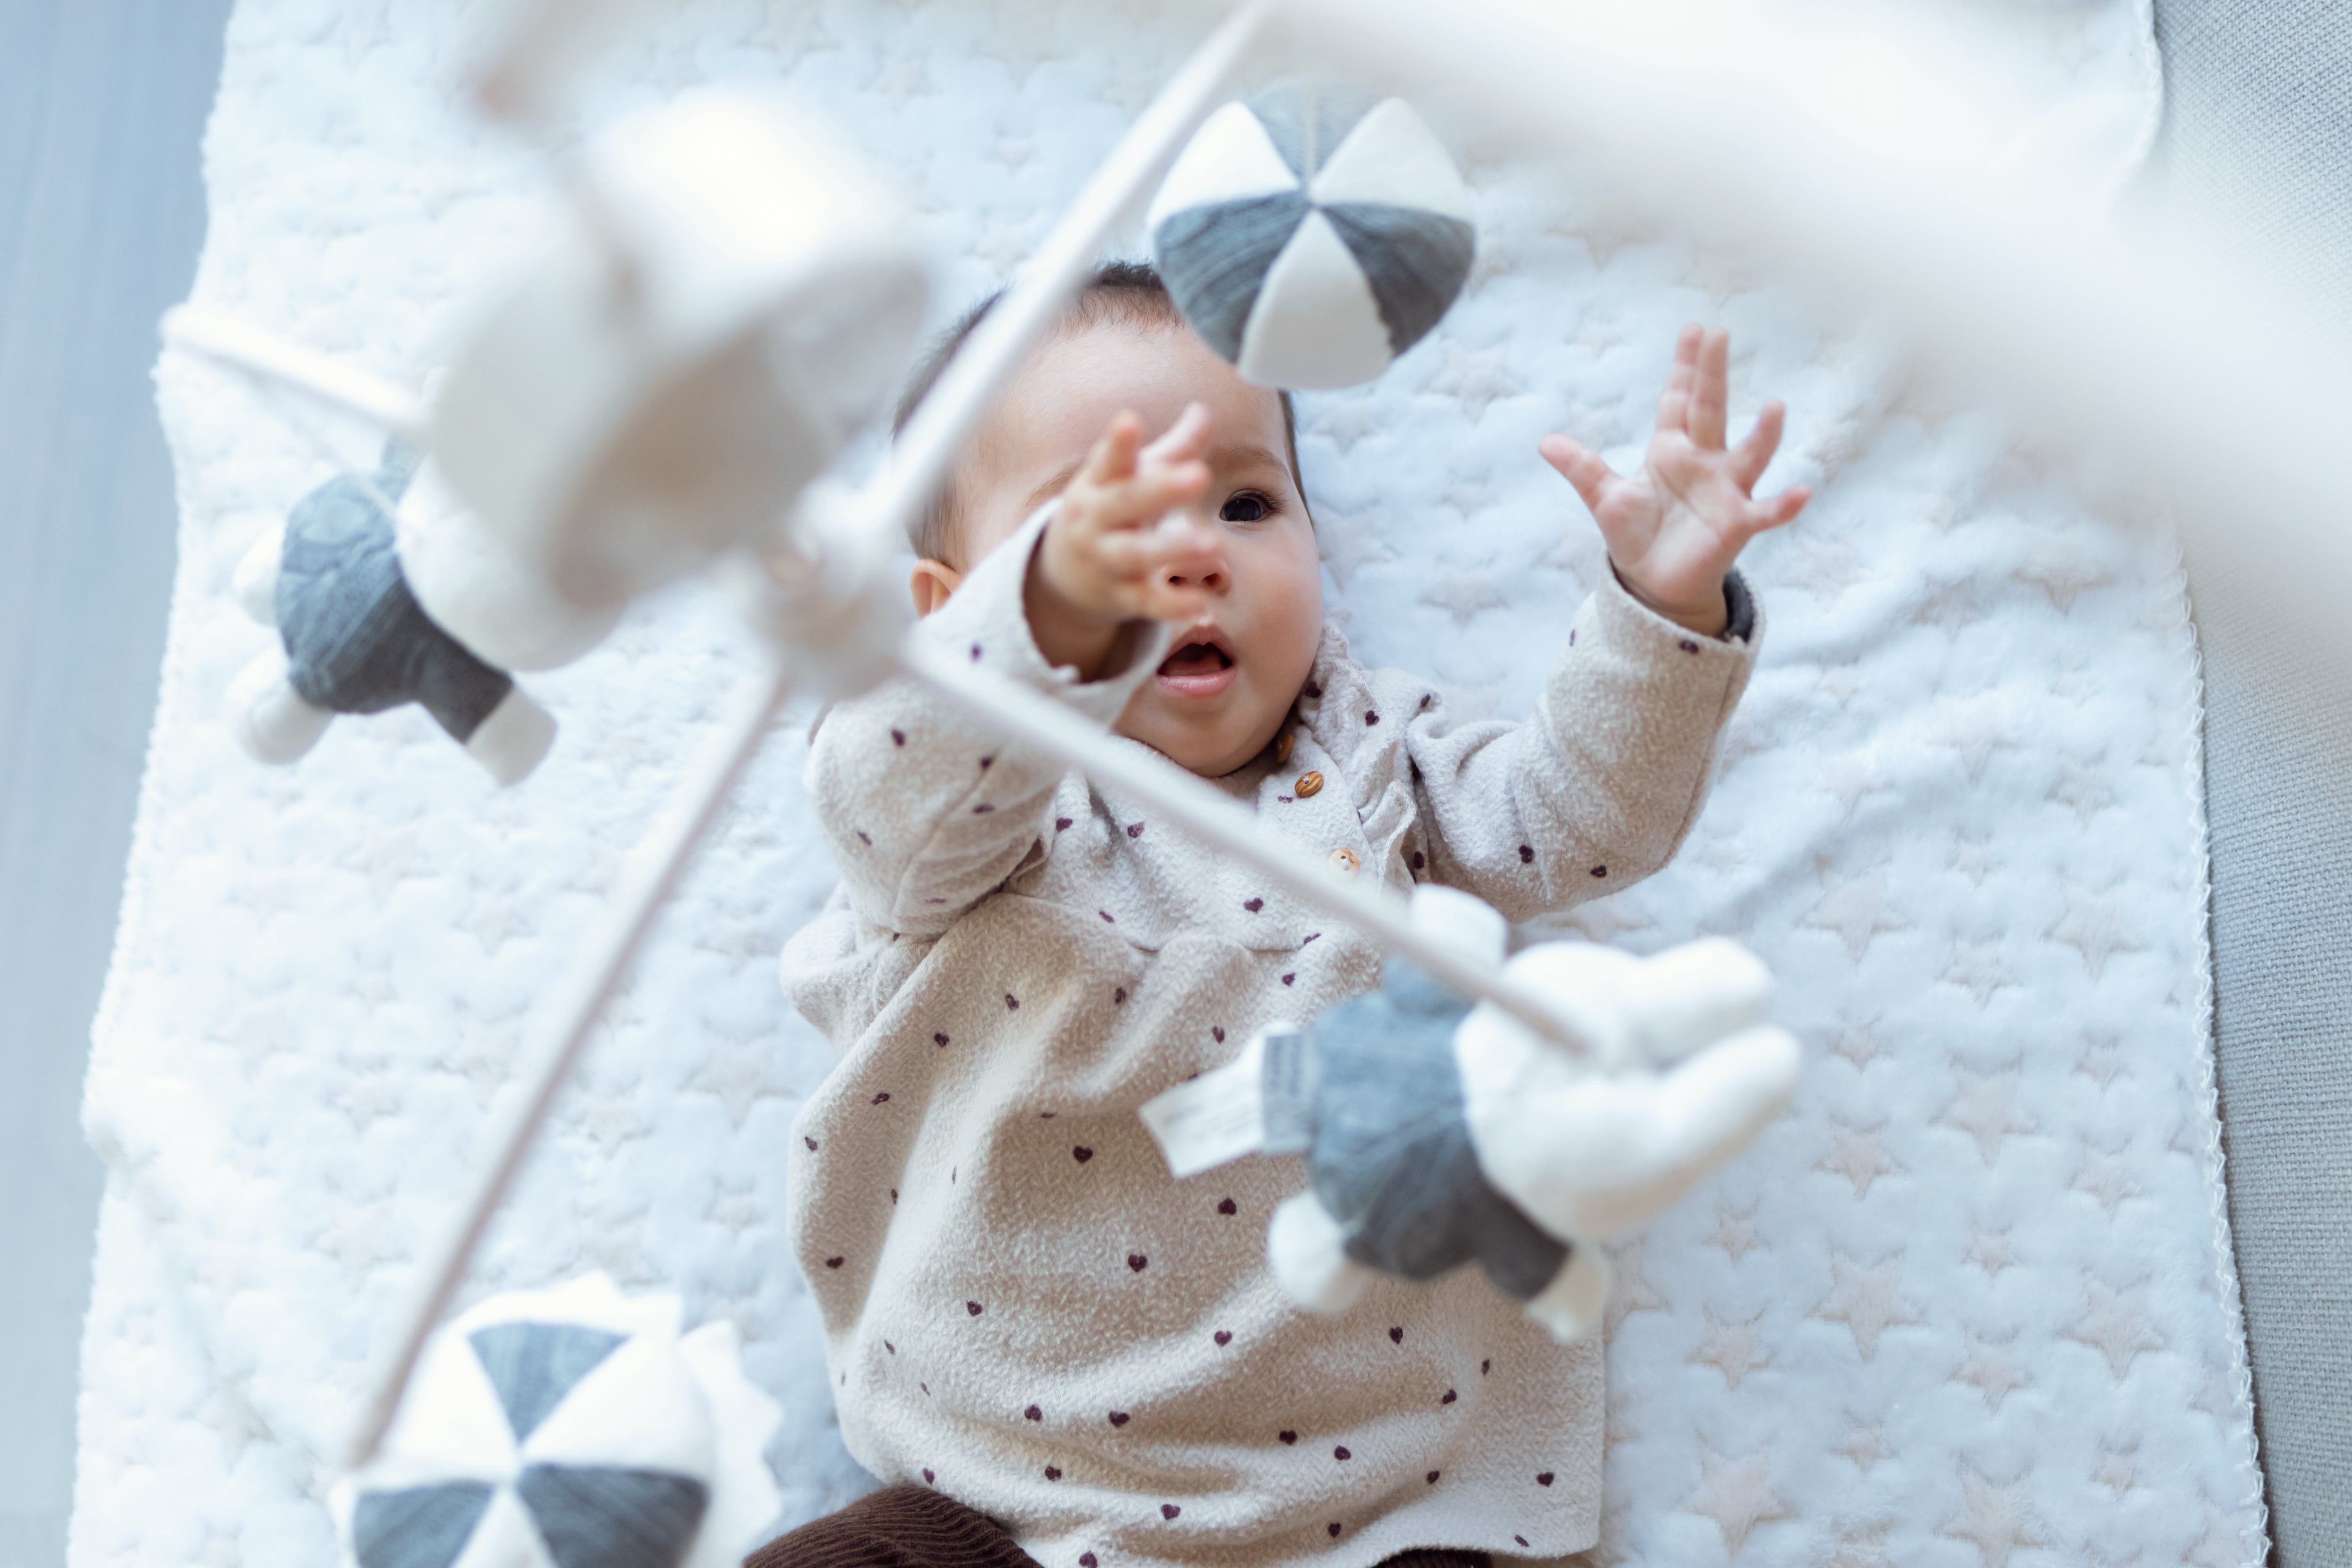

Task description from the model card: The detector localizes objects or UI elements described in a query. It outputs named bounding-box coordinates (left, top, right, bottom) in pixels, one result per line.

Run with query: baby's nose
left=1165, top=559, right=1229, bottom=594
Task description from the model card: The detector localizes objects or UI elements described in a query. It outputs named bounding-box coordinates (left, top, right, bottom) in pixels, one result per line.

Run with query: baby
left=765, top=263, right=1807, bottom=1568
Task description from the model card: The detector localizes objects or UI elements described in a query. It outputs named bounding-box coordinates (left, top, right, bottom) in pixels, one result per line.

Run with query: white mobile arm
left=342, top=660, right=794, bottom=1467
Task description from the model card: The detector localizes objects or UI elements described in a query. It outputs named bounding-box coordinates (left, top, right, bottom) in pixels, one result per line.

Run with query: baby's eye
left=1219, top=491, right=1272, bottom=523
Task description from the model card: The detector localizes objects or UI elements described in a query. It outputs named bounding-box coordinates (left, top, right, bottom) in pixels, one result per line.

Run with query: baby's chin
left=1115, top=687, right=1285, bottom=778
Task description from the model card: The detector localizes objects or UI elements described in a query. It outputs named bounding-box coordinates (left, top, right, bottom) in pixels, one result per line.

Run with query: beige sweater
left=780, top=503, right=1760, bottom=1568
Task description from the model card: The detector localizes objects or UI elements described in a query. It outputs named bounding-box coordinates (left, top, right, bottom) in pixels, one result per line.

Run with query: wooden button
left=1275, top=731, right=1296, bottom=766
left=1328, top=847, right=1360, bottom=875
left=1295, top=770, right=1324, bottom=798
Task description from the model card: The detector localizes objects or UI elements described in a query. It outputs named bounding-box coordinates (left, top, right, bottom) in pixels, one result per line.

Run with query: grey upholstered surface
left=2193, top=568, right=2352, bottom=1568
left=0, top=2, right=230, bottom=1563
left=2155, top=0, right=2352, bottom=320
left=2154, top=2, right=2352, bottom=1562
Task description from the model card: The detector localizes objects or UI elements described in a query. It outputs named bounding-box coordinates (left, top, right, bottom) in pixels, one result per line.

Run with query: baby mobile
left=164, top=2, right=1800, bottom=1564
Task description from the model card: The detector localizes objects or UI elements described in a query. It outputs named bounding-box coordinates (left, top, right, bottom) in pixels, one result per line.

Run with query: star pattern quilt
left=73, top=2, right=2266, bottom=1565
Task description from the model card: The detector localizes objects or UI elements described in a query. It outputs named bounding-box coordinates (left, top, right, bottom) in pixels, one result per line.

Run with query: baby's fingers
left=1538, top=433, right=1616, bottom=514
left=1745, top=483, right=1811, bottom=535
left=1139, top=402, right=1214, bottom=468
left=1094, top=513, right=1224, bottom=578
left=1084, top=461, right=1212, bottom=532
left=1081, top=411, right=1147, bottom=487
left=1689, top=328, right=1730, bottom=451
left=1655, top=324, right=1702, bottom=437
left=1729, top=400, right=1784, bottom=492
left=1107, top=519, right=1223, bottom=622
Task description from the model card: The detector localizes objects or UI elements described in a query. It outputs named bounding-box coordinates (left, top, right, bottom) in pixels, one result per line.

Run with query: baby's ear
left=909, top=559, right=962, bottom=617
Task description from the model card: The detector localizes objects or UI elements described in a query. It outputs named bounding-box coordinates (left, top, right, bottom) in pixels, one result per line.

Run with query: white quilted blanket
left=75, top=2, right=2267, bottom=1565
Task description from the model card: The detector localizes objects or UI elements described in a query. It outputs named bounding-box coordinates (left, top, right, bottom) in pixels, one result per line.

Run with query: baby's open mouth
left=1155, top=631, right=1239, bottom=697
left=1159, top=640, right=1232, bottom=677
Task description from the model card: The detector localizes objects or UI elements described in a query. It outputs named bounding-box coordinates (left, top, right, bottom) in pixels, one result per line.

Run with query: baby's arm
left=1401, top=577, right=1756, bottom=921
left=1406, top=326, right=1804, bottom=919
left=805, top=409, right=1221, bottom=936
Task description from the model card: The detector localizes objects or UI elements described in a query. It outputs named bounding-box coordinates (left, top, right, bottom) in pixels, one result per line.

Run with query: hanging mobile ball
left=1148, top=81, right=1477, bottom=390
left=332, top=1275, right=781, bottom=1568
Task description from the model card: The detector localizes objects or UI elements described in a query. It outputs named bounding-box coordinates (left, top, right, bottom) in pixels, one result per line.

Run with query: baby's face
left=956, top=320, right=1323, bottom=776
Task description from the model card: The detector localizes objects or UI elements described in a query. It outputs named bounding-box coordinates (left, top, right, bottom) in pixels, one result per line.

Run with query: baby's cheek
left=1269, top=610, right=1320, bottom=711
left=1265, top=528, right=1326, bottom=682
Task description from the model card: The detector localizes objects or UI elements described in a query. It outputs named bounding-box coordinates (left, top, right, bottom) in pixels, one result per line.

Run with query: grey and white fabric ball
left=1147, top=82, right=1476, bottom=389
left=1300, top=957, right=1574, bottom=1301
left=337, top=1277, right=780, bottom=1568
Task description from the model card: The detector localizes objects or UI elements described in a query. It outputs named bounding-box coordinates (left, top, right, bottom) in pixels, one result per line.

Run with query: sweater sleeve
left=803, top=502, right=1170, bottom=938
left=1406, top=568, right=1761, bottom=923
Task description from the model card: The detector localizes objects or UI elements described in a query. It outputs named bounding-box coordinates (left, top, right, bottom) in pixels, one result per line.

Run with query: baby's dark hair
left=892, top=260, right=1303, bottom=566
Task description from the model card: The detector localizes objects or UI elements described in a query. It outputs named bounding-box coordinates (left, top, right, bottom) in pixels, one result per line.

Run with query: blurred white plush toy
left=332, top=1274, right=781, bottom=1568
left=1141, top=887, right=1802, bottom=1341
left=429, top=87, right=928, bottom=612
left=222, top=85, right=928, bottom=784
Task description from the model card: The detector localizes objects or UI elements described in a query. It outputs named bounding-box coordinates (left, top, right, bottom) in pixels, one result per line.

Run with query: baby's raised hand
left=1027, top=403, right=1226, bottom=678
left=1538, top=325, right=1811, bottom=636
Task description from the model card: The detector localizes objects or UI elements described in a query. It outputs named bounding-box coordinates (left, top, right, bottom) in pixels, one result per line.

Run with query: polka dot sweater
left=780, top=504, right=1761, bottom=1568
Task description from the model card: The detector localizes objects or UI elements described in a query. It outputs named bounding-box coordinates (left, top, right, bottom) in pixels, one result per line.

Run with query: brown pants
left=745, top=1485, right=1494, bottom=1568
